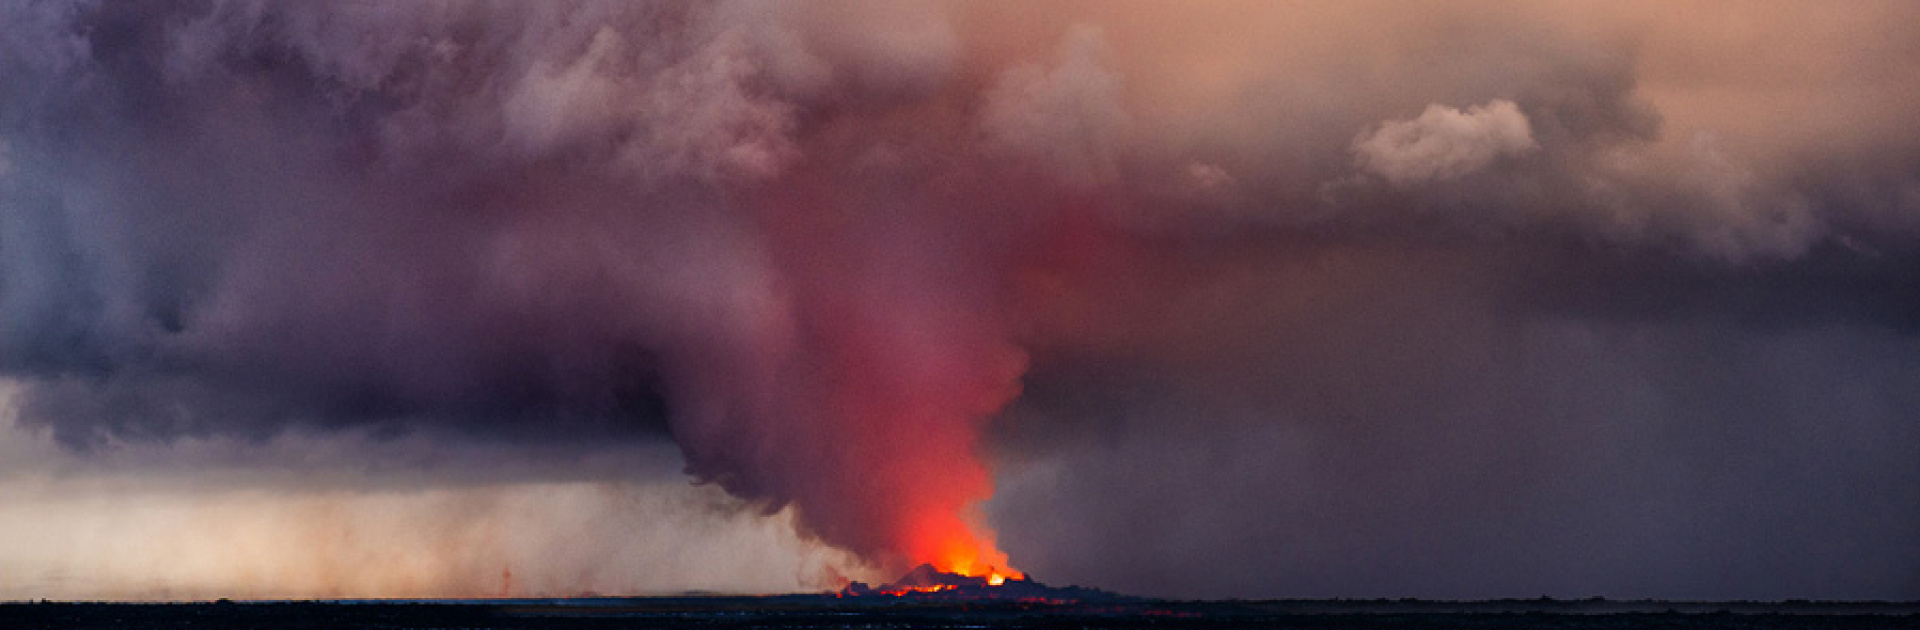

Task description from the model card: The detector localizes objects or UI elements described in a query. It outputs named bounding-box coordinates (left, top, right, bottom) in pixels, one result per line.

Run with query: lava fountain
left=667, top=174, right=1036, bottom=582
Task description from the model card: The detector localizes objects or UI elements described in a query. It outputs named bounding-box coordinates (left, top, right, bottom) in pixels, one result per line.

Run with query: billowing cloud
left=980, top=25, right=1128, bottom=188
left=2, top=0, right=1918, bottom=600
left=1352, top=100, right=1536, bottom=186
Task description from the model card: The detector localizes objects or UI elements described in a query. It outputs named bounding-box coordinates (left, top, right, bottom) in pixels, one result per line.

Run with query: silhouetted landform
left=840, top=563, right=1128, bottom=602
left=3, top=597, right=1918, bottom=629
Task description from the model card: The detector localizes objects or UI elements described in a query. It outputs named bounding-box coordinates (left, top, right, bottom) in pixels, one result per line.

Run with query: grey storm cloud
left=1, top=0, right=1918, bottom=600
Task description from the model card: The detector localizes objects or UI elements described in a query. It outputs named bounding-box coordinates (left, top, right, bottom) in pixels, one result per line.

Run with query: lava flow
left=840, top=564, right=1125, bottom=603
left=844, top=564, right=1026, bottom=597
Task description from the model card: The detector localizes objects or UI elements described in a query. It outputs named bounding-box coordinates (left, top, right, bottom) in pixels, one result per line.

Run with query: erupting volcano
left=664, top=167, right=1050, bottom=584
left=841, top=563, right=1121, bottom=603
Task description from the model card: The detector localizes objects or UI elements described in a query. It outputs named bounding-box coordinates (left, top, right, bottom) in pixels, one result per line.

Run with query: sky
left=1, top=0, right=1917, bottom=601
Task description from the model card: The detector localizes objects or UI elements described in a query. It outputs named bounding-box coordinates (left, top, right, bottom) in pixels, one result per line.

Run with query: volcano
left=841, top=564, right=1127, bottom=602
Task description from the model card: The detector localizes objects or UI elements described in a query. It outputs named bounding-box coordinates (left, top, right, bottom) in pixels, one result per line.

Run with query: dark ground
left=3, top=597, right=1918, bottom=629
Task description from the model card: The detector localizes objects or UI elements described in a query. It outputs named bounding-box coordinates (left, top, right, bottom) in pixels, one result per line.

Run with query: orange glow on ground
left=920, top=526, right=1023, bottom=582
left=875, top=584, right=959, bottom=596
left=893, top=484, right=1024, bottom=583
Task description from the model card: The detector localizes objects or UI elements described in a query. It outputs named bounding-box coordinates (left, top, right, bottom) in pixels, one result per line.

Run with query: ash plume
left=0, top=0, right=1047, bottom=579
left=2, top=0, right=1919, bottom=599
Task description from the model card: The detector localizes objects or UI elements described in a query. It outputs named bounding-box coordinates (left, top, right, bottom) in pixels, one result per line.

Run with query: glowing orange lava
left=914, top=516, right=1023, bottom=582
left=876, top=584, right=958, bottom=596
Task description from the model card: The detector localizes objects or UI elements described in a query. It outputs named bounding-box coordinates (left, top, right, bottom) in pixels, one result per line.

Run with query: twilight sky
left=2, top=0, right=1918, bottom=601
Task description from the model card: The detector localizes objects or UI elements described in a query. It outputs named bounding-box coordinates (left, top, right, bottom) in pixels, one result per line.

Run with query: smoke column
left=0, top=0, right=1103, bottom=580
left=674, top=172, right=1032, bottom=575
left=5, top=0, right=1920, bottom=599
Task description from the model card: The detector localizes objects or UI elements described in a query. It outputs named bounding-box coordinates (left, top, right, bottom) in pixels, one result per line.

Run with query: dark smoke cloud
left=2, top=0, right=1918, bottom=599
left=1, top=2, right=780, bottom=447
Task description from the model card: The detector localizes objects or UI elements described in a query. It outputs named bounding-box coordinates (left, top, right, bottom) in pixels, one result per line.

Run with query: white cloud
left=0, top=384, right=873, bottom=599
left=0, top=479, right=859, bottom=599
left=1352, top=99, right=1536, bottom=186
